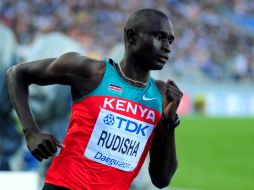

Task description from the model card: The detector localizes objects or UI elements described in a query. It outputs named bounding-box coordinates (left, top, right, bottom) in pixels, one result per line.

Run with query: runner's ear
left=126, top=29, right=136, bottom=45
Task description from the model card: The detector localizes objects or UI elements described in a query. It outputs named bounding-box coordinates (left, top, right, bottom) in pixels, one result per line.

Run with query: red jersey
left=45, top=59, right=162, bottom=189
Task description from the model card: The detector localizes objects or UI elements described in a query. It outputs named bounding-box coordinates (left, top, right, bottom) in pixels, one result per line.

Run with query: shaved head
left=123, top=9, right=173, bottom=46
left=122, top=8, right=174, bottom=71
left=124, top=9, right=170, bottom=31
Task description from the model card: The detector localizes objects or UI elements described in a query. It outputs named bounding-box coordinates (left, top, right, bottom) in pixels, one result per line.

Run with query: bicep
left=14, top=52, right=102, bottom=86
left=18, top=58, right=70, bottom=85
left=11, top=58, right=69, bottom=86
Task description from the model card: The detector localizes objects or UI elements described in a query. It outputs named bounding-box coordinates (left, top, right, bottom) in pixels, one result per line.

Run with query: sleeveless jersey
left=45, top=59, right=163, bottom=190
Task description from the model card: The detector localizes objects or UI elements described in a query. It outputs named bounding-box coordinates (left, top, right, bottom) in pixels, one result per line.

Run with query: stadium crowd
left=0, top=0, right=254, bottom=83
left=0, top=1, right=254, bottom=188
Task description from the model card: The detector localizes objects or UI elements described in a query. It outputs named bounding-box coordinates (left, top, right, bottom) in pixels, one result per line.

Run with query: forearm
left=7, top=66, right=39, bottom=136
left=149, top=119, right=178, bottom=188
left=6, top=58, right=58, bottom=133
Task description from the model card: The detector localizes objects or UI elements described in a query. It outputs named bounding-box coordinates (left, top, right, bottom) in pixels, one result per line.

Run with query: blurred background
left=0, top=0, right=254, bottom=190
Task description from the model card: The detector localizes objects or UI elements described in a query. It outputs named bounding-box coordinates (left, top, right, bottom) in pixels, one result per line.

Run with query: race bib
left=84, top=108, right=154, bottom=171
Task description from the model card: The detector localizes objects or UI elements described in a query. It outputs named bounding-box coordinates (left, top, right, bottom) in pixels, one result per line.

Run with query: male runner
left=7, top=9, right=183, bottom=190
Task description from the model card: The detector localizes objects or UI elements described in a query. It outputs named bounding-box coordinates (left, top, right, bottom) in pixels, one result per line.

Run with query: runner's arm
left=149, top=79, right=183, bottom=188
left=7, top=52, right=104, bottom=161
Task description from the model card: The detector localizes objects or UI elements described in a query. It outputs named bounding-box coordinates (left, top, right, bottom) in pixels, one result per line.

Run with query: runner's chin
left=152, top=58, right=167, bottom=70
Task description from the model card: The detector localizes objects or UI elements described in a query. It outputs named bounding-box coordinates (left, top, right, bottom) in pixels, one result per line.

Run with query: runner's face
left=135, top=16, right=174, bottom=70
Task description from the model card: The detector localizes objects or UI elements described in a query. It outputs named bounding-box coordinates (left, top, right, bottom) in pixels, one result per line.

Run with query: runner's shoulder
left=154, top=79, right=166, bottom=95
left=58, top=52, right=103, bottom=66
left=54, top=52, right=105, bottom=77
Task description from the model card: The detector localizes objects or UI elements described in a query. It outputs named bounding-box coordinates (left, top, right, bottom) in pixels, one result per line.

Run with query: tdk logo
left=102, top=111, right=153, bottom=137
left=103, top=114, right=115, bottom=126
left=116, top=116, right=150, bottom=137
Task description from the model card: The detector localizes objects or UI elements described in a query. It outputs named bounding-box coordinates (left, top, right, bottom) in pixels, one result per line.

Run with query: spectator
left=0, top=23, right=22, bottom=170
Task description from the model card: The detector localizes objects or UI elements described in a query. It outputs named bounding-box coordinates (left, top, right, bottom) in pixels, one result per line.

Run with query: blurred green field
left=170, top=116, right=254, bottom=190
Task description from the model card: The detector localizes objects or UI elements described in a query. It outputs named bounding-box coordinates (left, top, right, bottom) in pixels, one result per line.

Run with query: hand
left=24, top=130, right=64, bottom=161
left=163, top=80, right=183, bottom=121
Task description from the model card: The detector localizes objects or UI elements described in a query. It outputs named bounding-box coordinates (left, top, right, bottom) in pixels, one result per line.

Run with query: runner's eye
left=168, top=35, right=175, bottom=44
left=154, top=34, right=162, bottom=41
left=168, top=39, right=173, bottom=44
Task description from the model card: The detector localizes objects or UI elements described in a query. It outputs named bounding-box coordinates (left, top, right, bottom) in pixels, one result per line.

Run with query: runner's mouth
left=156, top=55, right=168, bottom=63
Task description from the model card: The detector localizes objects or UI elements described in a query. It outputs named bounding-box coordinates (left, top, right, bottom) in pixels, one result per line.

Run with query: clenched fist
left=24, top=130, right=64, bottom=161
left=163, top=79, right=183, bottom=121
